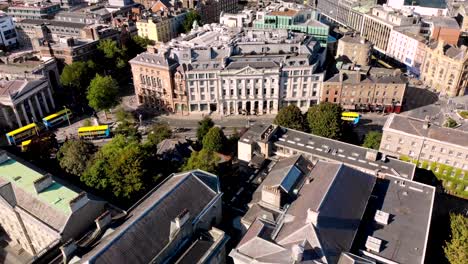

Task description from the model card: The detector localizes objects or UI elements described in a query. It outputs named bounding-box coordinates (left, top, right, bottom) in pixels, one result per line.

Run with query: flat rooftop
left=354, top=174, right=435, bottom=264
left=272, top=127, right=416, bottom=178
left=0, top=155, right=79, bottom=214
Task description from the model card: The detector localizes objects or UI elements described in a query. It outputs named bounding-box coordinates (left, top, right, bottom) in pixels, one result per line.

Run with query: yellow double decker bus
left=78, top=125, right=110, bottom=139
left=43, top=108, right=72, bottom=129
left=341, top=112, right=361, bottom=124
left=5, top=123, right=40, bottom=145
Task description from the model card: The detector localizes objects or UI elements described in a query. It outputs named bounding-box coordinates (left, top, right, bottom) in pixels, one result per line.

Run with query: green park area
left=400, top=155, right=468, bottom=199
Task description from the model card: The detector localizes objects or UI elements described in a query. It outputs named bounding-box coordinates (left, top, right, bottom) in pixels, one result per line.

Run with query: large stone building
left=361, top=6, right=420, bottom=53
left=336, top=35, right=372, bottom=66
left=420, top=41, right=468, bottom=97
left=317, top=0, right=375, bottom=32
left=380, top=114, right=468, bottom=171
left=233, top=124, right=433, bottom=264
left=136, top=9, right=187, bottom=43
left=74, top=170, right=228, bottom=264
left=252, top=1, right=330, bottom=46
left=197, top=0, right=238, bottom=24
left=420, top=16, right=461, bottom=45
left=7, top=2, right=61, bottom=22
left=0, top=11, right=18, bottom=49
left=386, top=26, right=427, bottom=75
left=0, top=151, right=105, bottom=259
left=130, top=24, right=326, bottom=115
left=321, top=65, right=406, bottom=113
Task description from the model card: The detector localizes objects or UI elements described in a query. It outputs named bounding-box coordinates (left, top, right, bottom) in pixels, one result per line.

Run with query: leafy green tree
left=97, top=39, right=127, bottom=69
left=57, top=139, right=95, bottom=176
left=114, top=108, right=139, bottom=140
left=306, top=103, right=343, bottom=139
left=183, top=11, right=201, bottom=32
left=147, top=123, right=172, bottom=146
left=81, top=135, right=147, bottom=198
left=203, top=126, right=226, bottom=152
left=196, top=117, right=214, bottom=142
left=25, top=133, right=58, bottom=162
left=87, top=74, right=119, bottom=116
left=182, top=149, right=220, bottom=173
left=273, top=105, right=305, bottom=131
left=132, top=35, right=154, bottom=50
left=60, top=61, right=89, bottom=90
left=444, top=117, right=458, bottom=128
left=362, top=131, right=382, bottom=150
left=444, top=213, right=468, bottom=264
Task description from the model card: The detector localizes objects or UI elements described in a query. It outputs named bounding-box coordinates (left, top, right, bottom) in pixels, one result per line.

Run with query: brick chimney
left=261, top=186, right=281, bottom=208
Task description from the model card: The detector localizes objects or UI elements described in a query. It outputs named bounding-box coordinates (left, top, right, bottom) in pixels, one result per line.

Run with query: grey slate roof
left=233, top=160, right=376, bottom=264
left=17, top=19, right=87, bottom=29
left=385, top=114, right=468, bottom=148
left=80, top=170, right=221, bottom=264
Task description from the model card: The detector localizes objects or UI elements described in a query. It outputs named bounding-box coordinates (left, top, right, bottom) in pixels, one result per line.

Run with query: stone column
left=242, top=101, right=246, bottom=114
left=41, top=91, right=50, bottom=113
left=2, top=107, right=12, bottom=128
left=267, top=100, right=270, bottom=114
left=13, top=106, right=22, bottom=127
left=47, top=88, right=55, bottom=109
left=234, top=101, right=238, bottom=114
left=251, top=101, right=255, bottom=115
left=259, top=101, right=264, bottom=115
left=28, top=99, right=37, bottom=122
left=34, top=95, right=44, bottom=117
left=21, top=103, right=30, bottom=124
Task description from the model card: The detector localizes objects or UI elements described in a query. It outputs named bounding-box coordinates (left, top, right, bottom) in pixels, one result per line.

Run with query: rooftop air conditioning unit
left=374, top=210, right=390, bottom=225
left=365, top=236, right=382, bottom=253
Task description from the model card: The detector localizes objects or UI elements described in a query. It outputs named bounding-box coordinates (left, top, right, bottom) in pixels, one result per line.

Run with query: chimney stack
left=33, top=174, right=53, bottom=193
left=291, top=242, right=305, bottom=261
left=95, top=211, right=112, bottom=231
left=69, top=192, right=89, bottom=212
left=306, top=208, right=319, bottom=226
left=423, top=116, right=430, bottom=129
left=169, top=209, right=190, bottom=240
left=261, top=186, right=281, bottom=208
left=60, top=240, right=77, bottom=264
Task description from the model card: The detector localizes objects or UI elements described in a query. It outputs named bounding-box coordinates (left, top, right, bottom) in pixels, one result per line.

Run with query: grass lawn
left=400, top=155, right=468, bottom=199
left=458, top=110, right=468, bottom=119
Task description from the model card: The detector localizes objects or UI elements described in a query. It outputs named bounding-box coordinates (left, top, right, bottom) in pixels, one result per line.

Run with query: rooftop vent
left=374, top=210, right=390, bottom=225
left=365, top=236, right=383, bottom=252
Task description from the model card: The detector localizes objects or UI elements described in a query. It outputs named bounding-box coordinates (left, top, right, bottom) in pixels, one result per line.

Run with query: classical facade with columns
left=0, top=77, right=56, bottom=129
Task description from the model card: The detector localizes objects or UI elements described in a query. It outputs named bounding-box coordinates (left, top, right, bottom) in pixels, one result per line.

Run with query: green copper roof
left=0, top=158, right=78, bottom=214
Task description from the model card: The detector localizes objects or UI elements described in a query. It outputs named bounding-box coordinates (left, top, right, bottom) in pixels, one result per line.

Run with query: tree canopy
left=362, top=131, right=382, bottom=150
left=81, top=135, right=147, bottom=198
left=444, top=117, right=458, bottom=128
left=444, top=213, right=468, bottom=264
left=87, top=74, right=119, bottom=112
left=182, top=11, right=201, bottom=33
left=114, top=108, right=139, bottom=139
left=147, top=123, right=172, bottom=146
left=182, top=149, right=220, bottom=174
left=60, top=61, right=90, bottom=90
left=306, top=103, right=343, bottom=140
left=97, top=39, right=127, bottom=69
left=196, top=117, right=214, bottom=142
left=203, top=126, right=226, bottom=152
left=273, top=105, right=305, bottom=131
left=57, top=139, right=96, bottom=176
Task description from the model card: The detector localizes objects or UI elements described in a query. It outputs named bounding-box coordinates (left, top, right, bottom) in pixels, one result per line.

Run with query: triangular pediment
left=232, top=65, right=265, bottom=75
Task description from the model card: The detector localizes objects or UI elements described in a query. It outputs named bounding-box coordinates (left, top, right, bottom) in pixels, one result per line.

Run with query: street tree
left=57, top=139, right=96, bottom=176
left=97, top=39, right=127, bottom=69
left=182, top=149, right=220, bottom=173
left=273, top=105, right=305, bottom=131
left=202, top=126, right=226, bottom=152
left=196, top=117, right=214, bottom=142
left=306, top=103, right=343, bottom=140
left=444, top=117, right=458, bottom=128
left=362, top=131, right=382, bottom=150
left=87, top=74, right=119, bottom=117
left=444, top=213, right=468, bottom=264
left=147, top=123, right=172, bottom=146
left=81, top=135, right=147, bottom=198
left=114, top=108, right=139, bottom=139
